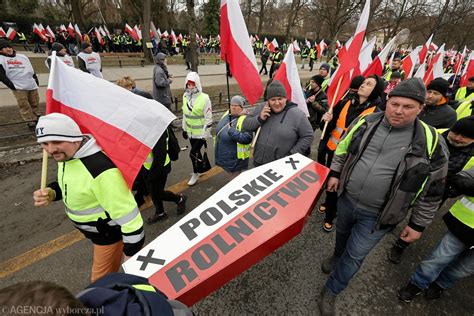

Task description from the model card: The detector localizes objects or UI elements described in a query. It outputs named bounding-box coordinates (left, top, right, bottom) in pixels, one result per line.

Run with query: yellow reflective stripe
left=463, top=157, right=474, bottom=171
left=450, top=197, right=474, bottom=228
left=123, top=231, right=145, bottom=243
left=109, top=207, right=140, bottom=226
left=66, top=205, right=105, bottom=216
left=133, top=284, right=156, bottom=292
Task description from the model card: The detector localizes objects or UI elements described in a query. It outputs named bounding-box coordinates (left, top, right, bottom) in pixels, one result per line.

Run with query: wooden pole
left=40, top=150, right=48, bottom=190
left=320, top=76, right=344, bottom=140
left=249, top=126, right=261, bottom=158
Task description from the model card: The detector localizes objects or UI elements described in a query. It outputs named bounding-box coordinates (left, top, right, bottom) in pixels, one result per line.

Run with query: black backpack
left=167, top=126, right=181, bottom=161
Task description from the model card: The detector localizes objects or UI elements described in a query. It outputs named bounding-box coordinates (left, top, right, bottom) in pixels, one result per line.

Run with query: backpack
left=167, top=126, right=181, bottom=161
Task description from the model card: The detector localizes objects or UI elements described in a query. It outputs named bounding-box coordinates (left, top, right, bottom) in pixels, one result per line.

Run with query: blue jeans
left=410, top=230, right=474, bottom=289
left=325, top=193, right=391, bottom=295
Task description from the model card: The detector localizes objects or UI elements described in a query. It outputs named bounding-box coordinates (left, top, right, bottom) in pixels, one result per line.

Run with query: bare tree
left=309, top=0, right=364, bottom=55
left=284, top=0, right=307, bottom=42
left=185, top=0, right=199, bottom=72
left=430, top=0, right=450, bottom=36
left=256, top=0, right=268, bottom=34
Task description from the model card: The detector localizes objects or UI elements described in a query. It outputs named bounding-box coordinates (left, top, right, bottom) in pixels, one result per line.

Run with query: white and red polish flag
left=269, top=38, right=279, bottom=52
left=60, top=24, right=67, bottom=33
left=335, top=40, right=342, bottom=49
left=220, top=0, right=263, bottom=104
left=124, top=23, right=138, bottom=41
left=401, top=46, right=420, bottom=79
left=134, top=25, right=142, bottom=40
left=33, top=23, right=46, bottom=41
left=316, top=39, right=327, bottom=59
left=46, top=53, right=176, bottom=187
left=459, top=51, right=474, bottom=87
left=337, top=36, right=353, bottom=63
left=67, top=23, right=75, bottom=36
left=74, top=24, right=82, bottom=39
left=327, top=0, right=370, bottom=107
left=292, top=40, right=300, bottom=52
left=0, top=27, right=6, bottom=38
left=418, top=34, right=433, bottom=65
left=453, top=46, right=467, bottom=75
left=46, top=25, right=55, bottom=39
left=363, top=36, right=397, bottom=77
left=273, top=44, right=309, bottom=116
left=423, top=43, right=445, bottom=85
left=6, top=27, right=17, bottom=41
left=358, top=36, right=376, bottom=75
left=95, top=28, right=105, bottom=46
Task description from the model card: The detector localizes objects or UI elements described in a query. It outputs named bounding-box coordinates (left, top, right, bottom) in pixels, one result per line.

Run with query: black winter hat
left=310, top=75, right=325, bottom=88
left=390, top=71, right=402, bottom=79
left=388, top=78, right=426, bottom=104
left=319, top=63, right=330, bottom=72
left=367, top=75, right=385, bottom=102
left=350, top=75, right=365, bottom=90
left=81, top=42, right=92, bottom=50
left=426, top=78, right=449, bottom=97
left=0, top=39, right=12, bottom=50
left=266, top=80, right=287, bottom=99
left=451, top=116, right=474, bottom=139
left=51, top=42, right=65, bottom=53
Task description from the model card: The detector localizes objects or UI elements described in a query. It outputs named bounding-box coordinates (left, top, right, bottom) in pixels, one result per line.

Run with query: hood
left=73, top=135, right=102, bottom=159
left=184, top=71, right=202, bottom=92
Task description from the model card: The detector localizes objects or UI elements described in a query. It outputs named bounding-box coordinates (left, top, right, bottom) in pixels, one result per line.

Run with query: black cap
left=390, top=71, right=402, bottom=79
left=451, top=116, right=474, bottom=139
left=51, top=42, right=65, bottom=53
left=81, top=42, right=91, bottom=50
left=0, top=39, right=12, bottom=50
left=426, top=78, right=449, bottom=97
left=388, top=78, right=426, bottom=104
left=310, top=75, right=325, bottom=88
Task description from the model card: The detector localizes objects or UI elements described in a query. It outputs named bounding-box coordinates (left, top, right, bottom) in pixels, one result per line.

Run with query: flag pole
left=225, top=54, right=231, bottom=124
left=320, top=76, right=343, bottom=140
left=40, top=150, right=48, bottom=190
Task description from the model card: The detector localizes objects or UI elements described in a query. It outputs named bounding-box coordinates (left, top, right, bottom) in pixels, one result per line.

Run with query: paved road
left=0, top=130, right=472, bottom=315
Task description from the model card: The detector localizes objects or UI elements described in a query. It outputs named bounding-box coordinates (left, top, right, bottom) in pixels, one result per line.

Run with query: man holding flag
left=33, top=113, right=145, bottom=283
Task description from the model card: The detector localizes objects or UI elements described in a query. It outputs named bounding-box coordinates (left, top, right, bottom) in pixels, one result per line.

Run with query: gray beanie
left=230, top=95, right=245, bottom=107
left=388, top=78, right=426, bottom=104
left=266, top=80, right=287, bottom=99
left=51, top=42, right=65, bottom=53
left=156, top=52, right=166, bottom=62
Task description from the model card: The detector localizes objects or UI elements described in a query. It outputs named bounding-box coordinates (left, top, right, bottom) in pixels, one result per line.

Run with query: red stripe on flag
left=220, top=3, right=262, bottom=104
left=147, top=162, right=329, bottom=306
left=47, top=90, right=150, bottom=187
left=362, top=57, right=384, bottom=77
left=273, top=62, right=292, bottom=99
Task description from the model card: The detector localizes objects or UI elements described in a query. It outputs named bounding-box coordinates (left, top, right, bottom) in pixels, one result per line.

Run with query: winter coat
left=242, top=102, right=314, bottom=166
left=152, top=63, right=172, bottom=107
left=330, top=112, right=449, bottom=231
left=215, top=114, right=253, bottom=173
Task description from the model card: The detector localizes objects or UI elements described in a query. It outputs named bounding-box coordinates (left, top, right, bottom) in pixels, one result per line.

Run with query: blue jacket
left=215, top=114, right=253, bottom=173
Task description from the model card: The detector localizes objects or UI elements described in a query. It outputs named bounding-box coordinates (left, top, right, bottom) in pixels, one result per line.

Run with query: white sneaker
left=187, top=173, right=200, bottom=186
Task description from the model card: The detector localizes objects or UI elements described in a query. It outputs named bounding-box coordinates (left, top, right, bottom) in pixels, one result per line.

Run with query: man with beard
left=33, top=113, right=145, bottom=282
left=419, top=78, right=457, bottom=129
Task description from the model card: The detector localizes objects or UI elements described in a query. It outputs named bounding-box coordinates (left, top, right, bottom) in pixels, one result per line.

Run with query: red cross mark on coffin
left=123, top=153, right=329, bottom=306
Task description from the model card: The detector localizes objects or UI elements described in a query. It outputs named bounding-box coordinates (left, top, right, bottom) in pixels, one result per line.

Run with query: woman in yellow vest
left=398, top=164, right=474, bottom=302
left=215, top=96, right=253, bottom=179
left=182, top=72, right=213, bottom=186
left=318, top=75, right=384, bottom=232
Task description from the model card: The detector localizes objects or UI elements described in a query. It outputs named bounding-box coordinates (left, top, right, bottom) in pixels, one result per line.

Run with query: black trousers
left=190, top=138, right=206, bottom=173
left=136, top=163, right=181, bottom=214
left=317, top=144, right=338, bottom=224
left=259, top=60, right=268, bottom=74
left=145, top=165, right=180, bottom=215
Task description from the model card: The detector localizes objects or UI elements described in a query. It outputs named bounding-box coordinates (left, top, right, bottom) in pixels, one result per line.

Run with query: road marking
left=0, top=166, right=223, bottom=279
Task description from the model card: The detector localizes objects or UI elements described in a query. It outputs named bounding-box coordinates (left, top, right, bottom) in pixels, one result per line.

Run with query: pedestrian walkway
left=0, top=62, right=318, bottom=108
